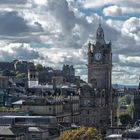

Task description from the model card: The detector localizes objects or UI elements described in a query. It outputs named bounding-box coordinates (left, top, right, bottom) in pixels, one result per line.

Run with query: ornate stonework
left=80, top=24, right=114, bottom=131
left=88, top=24, right=112, bottom=90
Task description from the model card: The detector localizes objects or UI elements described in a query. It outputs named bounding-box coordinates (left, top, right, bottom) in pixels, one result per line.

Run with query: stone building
left=23, top=85, right=80, bottom=125
left=80, top=24, right=117, bottom=130
left=80, top=84, right=110, bottom=128
left=0, top=115, right=59, bottom=140
left=133, top=82, right=140, bottom=122
left=28, top=68, right=39, bottom=88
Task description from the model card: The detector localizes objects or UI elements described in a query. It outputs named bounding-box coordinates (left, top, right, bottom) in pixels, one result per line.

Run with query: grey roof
left=12, top=100, right=25, bottom=105
left=28, top=127, right=43, bottom=132
left=1, top=115, right=56, bottom=119
left=0, top=126, right=23, bottom=136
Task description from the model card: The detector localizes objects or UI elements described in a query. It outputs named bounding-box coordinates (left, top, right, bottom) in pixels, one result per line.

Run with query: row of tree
left=118, top=95, right=134, bottom=125
left=57, top=127, right=102, bottom=140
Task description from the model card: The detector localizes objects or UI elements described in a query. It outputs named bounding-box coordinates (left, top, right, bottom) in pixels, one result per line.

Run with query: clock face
left=94, top=53, right=102, bottom=61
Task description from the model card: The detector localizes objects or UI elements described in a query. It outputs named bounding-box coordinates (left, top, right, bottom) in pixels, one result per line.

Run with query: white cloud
left=119, top=55, right=140, bottom=65
left=0, top=0, right=139, bottom=85
left=33, top=0, right=47, bottom=5
left=0, top=43, right=40, bottom=61
left=103, top=5, right=140, bottom=17
left=112, top=64, right=139, bottom=85
left=122, top=17, right=140, bottom=41
left=103, top=5, right=122, bottom=16
left=83, top=0, right=140, bottom=9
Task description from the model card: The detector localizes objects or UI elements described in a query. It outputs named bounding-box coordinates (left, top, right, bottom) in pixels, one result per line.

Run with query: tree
left=125, top=95, right=132, bottom=105
left=119, top=112, right=132, bottom=125
left=2, top=70, right=15, bottom=76
left=118, top=96, right=126, bottom=106
left=57, top=127, right=102, bottom=140
left=35, top=64, right=43, bottom=71
left=16, top=72, right=26, bottom=78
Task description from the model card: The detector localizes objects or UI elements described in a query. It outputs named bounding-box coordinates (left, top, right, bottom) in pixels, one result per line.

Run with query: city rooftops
left=0, top=115, right=57, bottom=126
left=106, top=134, right=122, bottom=138
left=0, top=115, right=56, bottom=119
left=0, top=126, right=24, bottom=136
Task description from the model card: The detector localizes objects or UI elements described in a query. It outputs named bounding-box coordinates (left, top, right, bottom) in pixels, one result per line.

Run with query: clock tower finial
left=96, top=23, right=105, bottom=45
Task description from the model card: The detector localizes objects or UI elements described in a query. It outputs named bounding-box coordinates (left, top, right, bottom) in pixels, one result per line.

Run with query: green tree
left=16, top=72, right=26, bottom=78
left=118, top=96, right=126, bottom=105
left=125, top=95, right=132, bottom=105
left=35, top=64, right=43, bottom=71
left=126, top=102, right=134, bottom=117
left=57, top=127, right=102, bottom=140
left=119, top=112, right=132, bottom=125
left=2, top=70, right=15, bottom=76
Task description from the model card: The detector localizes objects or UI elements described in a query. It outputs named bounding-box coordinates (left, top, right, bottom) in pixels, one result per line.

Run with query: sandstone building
left=80, top=24, right=117, bottom=130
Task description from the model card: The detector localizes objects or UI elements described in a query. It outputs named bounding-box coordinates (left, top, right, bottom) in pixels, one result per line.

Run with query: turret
left=28, top=68, right=38, bottom=88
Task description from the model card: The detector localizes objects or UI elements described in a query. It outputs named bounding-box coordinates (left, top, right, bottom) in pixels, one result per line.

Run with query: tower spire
left=138, top=75, right=140, bottom=90
left=96, top=19, right=105, bottom=44
left=99, top=17, right=101, bottom=27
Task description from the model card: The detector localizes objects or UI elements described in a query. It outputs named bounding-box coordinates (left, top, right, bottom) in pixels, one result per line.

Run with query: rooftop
left=0, top=115, right=56, bottom=119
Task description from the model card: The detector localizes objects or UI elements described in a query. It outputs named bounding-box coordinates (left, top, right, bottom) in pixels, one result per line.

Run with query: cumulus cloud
left=112, top=64, right=139, bottom=85
left=0, top=0, right=27, bottom=4
left=46, top=0, right=76, bottom=34
left=0, top=11, right=29, bottom=36
left=104, top=6, right=140, bottom=17
left=122, top=17, right=140, bottom=40
left=0, top=43, right=40, bottom=61
left=36, top=46, right=86, bottom=67
left=0, top=0, right=139, bottom=85
left=103, top=5, right=122, bottom=16
left=83, top=0, right=140, bottom=9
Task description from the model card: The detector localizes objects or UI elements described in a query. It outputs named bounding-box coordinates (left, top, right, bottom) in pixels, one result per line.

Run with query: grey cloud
left=29, top=21, right=44, bottom=33
left=119, top=62, right=140, bottom=68
left=0, top=11, right=29, bottom=36
left=0, top=44, right=40, bottom=61
left=47, top=0, right=76, bottom=33
left=0, top=0, right=27, bottom=4
left=12, top=45, right=39, bottom=60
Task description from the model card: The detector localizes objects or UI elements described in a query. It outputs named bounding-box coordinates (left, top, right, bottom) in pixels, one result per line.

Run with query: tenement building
left=133, top=82, right=140, bottom=122
left=80, top=24, right=116, bottom=130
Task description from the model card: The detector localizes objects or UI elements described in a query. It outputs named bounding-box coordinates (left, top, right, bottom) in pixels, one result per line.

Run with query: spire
left=99, top=17, right=101, bottom=27
left=96, top=24, right=105, bottom=45
left=99, top=23, right=101, bottom=28
left=139, top=75, right=140, bottom=90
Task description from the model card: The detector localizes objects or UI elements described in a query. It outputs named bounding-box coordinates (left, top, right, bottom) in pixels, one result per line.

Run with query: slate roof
left=0, top=126, right=24, bottom=136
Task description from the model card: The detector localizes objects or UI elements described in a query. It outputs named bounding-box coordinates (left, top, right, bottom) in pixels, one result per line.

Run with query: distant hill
left=112, top=84, right=138, bottom=89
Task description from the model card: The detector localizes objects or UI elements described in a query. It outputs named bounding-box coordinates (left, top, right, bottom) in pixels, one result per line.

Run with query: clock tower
left=80, top=24, right=116, bottom=129
left=88, top=24, right=112, bottom=90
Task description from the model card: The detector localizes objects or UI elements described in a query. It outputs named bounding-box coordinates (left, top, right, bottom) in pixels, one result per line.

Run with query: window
left=31, top=134, right=37, bottom=140
left=49, top=107, right=52, bottom=112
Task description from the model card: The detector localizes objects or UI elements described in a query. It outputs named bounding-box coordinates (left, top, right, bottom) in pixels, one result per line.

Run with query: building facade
left=88, top=23, right=112, bottom=90
left=80, top=24, right=114, bottom=130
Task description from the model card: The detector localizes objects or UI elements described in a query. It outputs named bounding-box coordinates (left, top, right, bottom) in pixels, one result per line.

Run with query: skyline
left=0, top=0, right=139, bottom=85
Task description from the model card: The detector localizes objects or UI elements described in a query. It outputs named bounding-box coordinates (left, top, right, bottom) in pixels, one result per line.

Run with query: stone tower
left=28, top=68, right=38, bottom=88
left=88, top=24, right=112, bottom=91
left=80, top=24, right=114, bottom=130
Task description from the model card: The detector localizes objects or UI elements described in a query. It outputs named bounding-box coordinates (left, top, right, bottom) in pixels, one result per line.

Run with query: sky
left=0, top=0, right=140, bottom=85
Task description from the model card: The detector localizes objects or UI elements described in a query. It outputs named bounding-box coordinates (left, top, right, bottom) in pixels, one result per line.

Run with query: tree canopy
left=119, top=112, right=132, bottom=125
left=57, top=127, right=102, bottom=140
left=2, top=70, right=15, bottom=76
left=16, top=72, right=26, bottom=78
left=35, top=64, right=43, bottom=71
